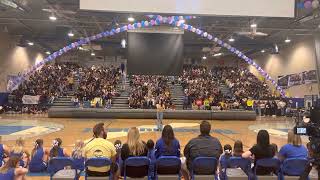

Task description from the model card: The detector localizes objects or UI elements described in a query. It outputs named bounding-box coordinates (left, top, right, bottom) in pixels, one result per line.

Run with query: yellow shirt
left=247, top=100, right=254, bottom=107
left=204, top=99, right=210, bottom=107
left=84, top=138, right=116, bottom=172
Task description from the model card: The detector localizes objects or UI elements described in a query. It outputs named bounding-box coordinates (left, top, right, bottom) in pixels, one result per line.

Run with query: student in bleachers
left=72, top=140, right=85, bottom=171
left=0, top=156, right=28, bottom=180
left=233, top=140, right=244, bottom=157
left=83, top=123, right=118, bottom=179
left=184, top=120, right=223, bottom=173
left=242, top=130, right=276, bottom=175
left=10, top=138, right=29, bottom=168
left=49, top=138, right=69, bottom=159
left=278, top=130, right=308, bottom=161
left=121, top=127, right=148, bottom=177
left=29, top=139, right=48, bottom=172
left=0, top=136, right=10, bottom=167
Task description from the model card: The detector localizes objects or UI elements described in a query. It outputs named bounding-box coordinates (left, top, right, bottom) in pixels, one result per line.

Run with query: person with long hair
left=29, top=139, right=49, bottom=172
left=242, top=130, right=275, bottom=175
left=0, top=156, right=28, bottom=180
left=278, top=130, right=308, bottom=160
left=121, top=127, right=148, bottom=177
left=233, top=140, right=244, bottom=157
left=72, top=140, right=85, bottom=171
left=49, top=138, right=69, bottom=159
left=0, top=136, right=10, bottom=167
left=155, top=125, right=190, bottom=180
left=155, top=125, right=180, bottom=158
left=10, top=138, right=29, bottom=168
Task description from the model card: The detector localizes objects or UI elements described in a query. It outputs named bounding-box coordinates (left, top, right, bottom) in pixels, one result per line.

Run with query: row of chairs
left=47, top=156, right=316, bottom=180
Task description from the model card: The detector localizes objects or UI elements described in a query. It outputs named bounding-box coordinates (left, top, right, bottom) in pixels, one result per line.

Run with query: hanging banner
left=22, top=95, right=40, bottom=105
left=277, top=75, right=289, bottom=89
left=288, top=73, right=303, bottom=87
left=303, top=70, right=318, bottom=84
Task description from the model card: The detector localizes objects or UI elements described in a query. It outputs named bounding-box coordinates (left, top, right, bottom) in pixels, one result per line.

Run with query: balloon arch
left=8, top=15, right=286, bottom=97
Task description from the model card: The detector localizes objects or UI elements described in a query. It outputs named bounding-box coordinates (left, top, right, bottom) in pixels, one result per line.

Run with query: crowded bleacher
left=0, top=121, right=313, bottom=179
left=2, top=62, right=291, bottom=116
left=129, top=75, right=173, bottom=109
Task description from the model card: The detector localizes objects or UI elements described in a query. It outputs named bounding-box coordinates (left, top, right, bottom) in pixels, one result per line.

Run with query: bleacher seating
left=14, top=156, right=319, bottom=179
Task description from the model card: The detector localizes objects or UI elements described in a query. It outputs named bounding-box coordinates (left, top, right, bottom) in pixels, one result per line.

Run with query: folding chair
left=48, top=157, right=77, bottom=180
left=156, top=156, right=181, bottom=180
left=280, top=158, right=309, bottom=180
left=225, top=157, right=252, bottom=180
left=191, top=157, right=218, bottom=180
left=254, top=158, right=281, bottom=180
left=85, top=158, right=112, bottom=180
left=124, top=156, right=151, bottom=180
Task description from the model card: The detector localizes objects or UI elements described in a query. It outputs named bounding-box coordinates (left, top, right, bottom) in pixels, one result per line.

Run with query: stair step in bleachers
left=169, top=83, right=185, bottom=110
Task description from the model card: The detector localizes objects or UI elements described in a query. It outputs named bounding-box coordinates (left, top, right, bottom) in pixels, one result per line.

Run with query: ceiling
left=1, top=0, right=320, bottom=59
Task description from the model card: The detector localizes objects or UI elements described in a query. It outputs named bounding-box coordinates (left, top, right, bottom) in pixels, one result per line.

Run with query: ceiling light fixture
left=49, top=15, right=57, bottom=21
left=250, top=23, right=257, bottom=28
left=261, top=49, right=265, bottom=53
left=285, top=37, right=291, bottom=43
left=27, top=42, right=34, bottom=46
left=68, top=32, right=74, bottom=37
left=121, top=39, right=126, bottom=48
left=91, top=52, right=95, bottom=56
left=202, top=56, right=207, bottom=60
left=128, top=17, right=135, bottom=22
left=46, top=51, right=51, bottom=55
left=213, top=53, right=223, bottom=57
left=229, top=37, right=235, bottom=42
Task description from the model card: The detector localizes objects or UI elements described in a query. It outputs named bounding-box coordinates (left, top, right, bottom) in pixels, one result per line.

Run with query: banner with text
left=22, top=95, right=40, bottom=105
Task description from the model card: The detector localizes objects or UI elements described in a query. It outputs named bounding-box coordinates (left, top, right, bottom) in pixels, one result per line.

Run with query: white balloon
left=312, top=0, right=319, bottom=9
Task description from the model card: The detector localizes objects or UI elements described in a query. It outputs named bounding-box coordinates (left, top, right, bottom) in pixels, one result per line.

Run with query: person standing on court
left=156, top=101, right=165, bottom=131
left=83, top=123, right=119, bottom=179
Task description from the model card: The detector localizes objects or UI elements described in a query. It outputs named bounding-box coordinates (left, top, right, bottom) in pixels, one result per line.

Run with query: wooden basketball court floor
left=0, top=114, right=300, bottom=180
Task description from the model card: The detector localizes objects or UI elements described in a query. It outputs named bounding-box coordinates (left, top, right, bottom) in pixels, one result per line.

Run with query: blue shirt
left=0, top=144, right=3, bottom=167
left=29, top=148, right=47, bottom=172
left=155, top=138, right=180, bottom=158
left=0, top=168, right=14, bottom=179
left=279, top=144, right=308, bottom=159
left=49, top=147, right=64, bottom=158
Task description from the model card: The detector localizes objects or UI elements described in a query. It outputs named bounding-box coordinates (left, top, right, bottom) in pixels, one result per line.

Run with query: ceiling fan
left=236, top=26, right=268, bottom=38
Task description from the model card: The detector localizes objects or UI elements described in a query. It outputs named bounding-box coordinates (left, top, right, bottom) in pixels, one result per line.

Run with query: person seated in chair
left=184, top=121, right=223, bottom=174
left=242, top=130, right=276, bottom=175
left=0, top=156, right=28, bottom=180
left=121, top=127, right=148, bottom=178
left=278, top=130, right=308, bottom=161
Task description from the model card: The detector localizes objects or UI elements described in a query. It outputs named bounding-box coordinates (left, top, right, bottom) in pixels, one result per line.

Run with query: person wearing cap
left=83, top=123, right=118, bottom=179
